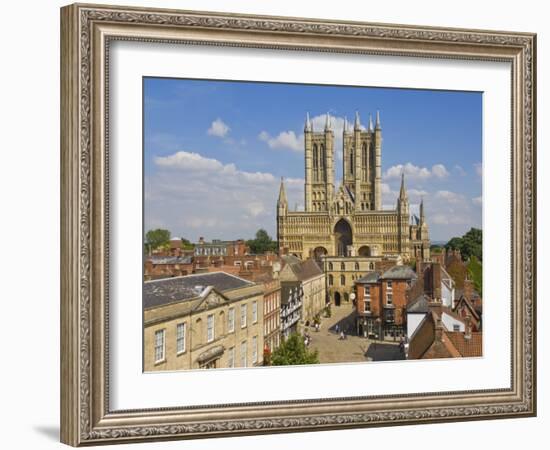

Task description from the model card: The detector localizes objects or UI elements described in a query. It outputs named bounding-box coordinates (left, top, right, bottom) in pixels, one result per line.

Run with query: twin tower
left=304, top=111, right=382, bottom=213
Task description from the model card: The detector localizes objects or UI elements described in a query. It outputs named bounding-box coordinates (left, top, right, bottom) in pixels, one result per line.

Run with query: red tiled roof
left=445, top=331, right=482, bottom=357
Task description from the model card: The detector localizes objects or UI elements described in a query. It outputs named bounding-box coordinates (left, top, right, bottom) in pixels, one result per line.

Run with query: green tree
left=445, top=227, right=482, bottom=262
left=145, top=228, right=171, bottom=253
left=180, top=238, right=195, bottom=250
left=246, top=229, right=277, bottom=254
left=271, top=333, right=320, bottom=366
left=467, top=255, right=483, bottom=296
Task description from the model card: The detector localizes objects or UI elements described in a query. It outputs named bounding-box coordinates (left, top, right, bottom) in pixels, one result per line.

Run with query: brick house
left=354, top=265, right=417, bottom=341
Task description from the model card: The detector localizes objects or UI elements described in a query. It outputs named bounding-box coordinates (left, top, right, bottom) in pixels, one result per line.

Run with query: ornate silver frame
left=60, top=3, right=536, bottom=446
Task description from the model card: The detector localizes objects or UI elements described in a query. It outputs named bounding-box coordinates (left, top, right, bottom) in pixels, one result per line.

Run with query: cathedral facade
left=277, top=111, right=430, bottom=262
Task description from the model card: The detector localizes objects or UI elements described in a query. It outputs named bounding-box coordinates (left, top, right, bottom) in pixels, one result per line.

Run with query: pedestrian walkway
left=307, top=303, right=404, bottom=363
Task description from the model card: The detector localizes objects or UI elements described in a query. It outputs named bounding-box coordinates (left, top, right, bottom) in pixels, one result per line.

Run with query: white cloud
left=474, top=162, right=483, bottom=177
left=432, top=164, right=450, bottom=178
left=472, top=196, right=482, bottom=206
left=147, top=150, right=303, bottom=240
left=454, top=164, right=467, bottom=176
left=207, top=118, right=230, bottom=138
left=435, top=190, right=465, bottom=204
left=384, top=163, right=446, bottom=181
left=259, top=130, right=302, bottom=152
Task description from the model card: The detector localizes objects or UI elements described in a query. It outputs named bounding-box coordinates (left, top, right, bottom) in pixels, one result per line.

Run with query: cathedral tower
left=397, top=173, right=410, bottom=254
left=304, top=113, right=334, bottom=212
left=342, top=111, right=381, bottom=211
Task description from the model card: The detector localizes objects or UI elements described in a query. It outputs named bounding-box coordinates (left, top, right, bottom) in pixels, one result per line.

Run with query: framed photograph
left=60, top=3, right=536, bottom=446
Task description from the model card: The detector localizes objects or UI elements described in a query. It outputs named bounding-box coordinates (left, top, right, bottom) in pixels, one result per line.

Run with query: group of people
left=334, top=324, right=347, bottom=340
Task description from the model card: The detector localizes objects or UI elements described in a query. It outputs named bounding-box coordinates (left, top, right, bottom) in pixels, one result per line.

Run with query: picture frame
left=60, top=2, right=536, bottom=446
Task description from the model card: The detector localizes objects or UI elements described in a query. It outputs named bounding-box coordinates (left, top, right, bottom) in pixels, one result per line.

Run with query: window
left=340, top=262, right=345, bottom=270
left=387, top=281, right=393, bottom=291
left=386, top=293, right=393, bottom=305
left=328, top=262, right=333, bottom=270
left=355, top=262, right=360, bottom=271
left=385, top=309, right=395, bottom=322
left=340, top=275, right=345, bottom=286
left=453, top=324, right=461, bottom=332
left=364, top=301, right=371, bottom=312
left=228, top=347, right=235, bottom=368
left=252, top=336, right=258, bottom=363
left=228, top=307, right=235, bottom=333
left=365, top=286, right=371, bottom=298
left=154, top=329, right=165, bottom=363
left=207, top=314, right=215, bottom=342
left=176, top=323, right=186, bottom=354
left=241, top=304, right=247, bottom=328
left=328, top=274, right=334, bottom=286
left=240, top=341, right=247, bottom=367
left=252, top=301, right=258, bottom=323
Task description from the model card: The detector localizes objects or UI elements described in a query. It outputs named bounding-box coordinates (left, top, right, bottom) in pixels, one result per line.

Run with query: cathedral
left=277, top=111, right=430, bottom=262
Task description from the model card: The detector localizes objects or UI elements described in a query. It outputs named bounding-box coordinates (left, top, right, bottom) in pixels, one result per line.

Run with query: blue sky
left=144, top=77, right=482, bottom=243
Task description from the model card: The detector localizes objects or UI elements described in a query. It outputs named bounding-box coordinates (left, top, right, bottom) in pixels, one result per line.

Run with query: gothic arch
left=313, top=246, right=328, bottom=261
left=334, top=218, right=352, bottom=257
left=358, top=245, right=371, bottom=257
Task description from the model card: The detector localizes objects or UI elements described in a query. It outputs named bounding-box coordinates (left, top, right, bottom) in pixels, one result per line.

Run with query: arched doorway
left=358, top=245, right=371, bottom=257
left=334, top=219, right=352, bottom=257
left=313, top=246, right=328, bottom=263
left=334, top=291, right=341, bottom=307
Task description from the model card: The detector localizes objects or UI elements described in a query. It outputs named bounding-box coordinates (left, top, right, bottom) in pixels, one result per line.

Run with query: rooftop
left=380, top=265, right=417, bottom=280
left=144, top=272, right=254, bottom=309
left=355, top=271, right=381, bottom=284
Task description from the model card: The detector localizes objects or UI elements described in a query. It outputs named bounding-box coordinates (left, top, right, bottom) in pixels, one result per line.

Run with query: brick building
left=144, top=255, right=194, bottom=280
left=354, top=265, right=417, bottom=340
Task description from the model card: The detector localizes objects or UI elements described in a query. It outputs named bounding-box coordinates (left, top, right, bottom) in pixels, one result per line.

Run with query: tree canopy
left=445, top=227, right=482, bottom=261
left=246, top=229, right=277, bottom=254
left=145, top=228, right=171, bottom=252
left=271, top=333, right=319, bottom=366
left=467, top=255, right=483, bottom=296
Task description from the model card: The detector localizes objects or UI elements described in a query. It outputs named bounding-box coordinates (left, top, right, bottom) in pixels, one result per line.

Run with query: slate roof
left=355, top=271, right=381, bottom=284
left=380, top=265, right=417, bottom=280
left=148, top=255, right=193, bottom=265
left=144, top=272, right=253, bottom=309
left=288, top=258, right=323, bottom=281
left=281, top=254, right=302, bottom=265
left=407, top=294, right=430, bottom=313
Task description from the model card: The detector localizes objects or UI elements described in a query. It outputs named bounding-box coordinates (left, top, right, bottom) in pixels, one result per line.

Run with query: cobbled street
left=306, top=303, right=405, bottom=363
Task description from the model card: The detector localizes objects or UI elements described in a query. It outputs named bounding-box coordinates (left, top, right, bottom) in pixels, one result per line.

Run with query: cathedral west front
left=277, top=111, right=430, bottom=263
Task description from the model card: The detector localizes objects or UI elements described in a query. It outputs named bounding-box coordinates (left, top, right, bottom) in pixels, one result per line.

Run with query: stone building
left=277, top=112, right=430, bottom=262
left=322, top=255, right=401, bottom=306
left=194, top=237, right=249, bottom=257
left=143, top=272, right=264, bottom=371
left=279, top=256, right=326, bottom=332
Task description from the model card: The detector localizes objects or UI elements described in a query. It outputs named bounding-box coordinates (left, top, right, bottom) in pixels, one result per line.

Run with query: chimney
left=464, top=315, right=472, bottom=339
left=428, top=297, right=442, bottom=320
left=432, top=262, right=442, bottom=296
left=415, top=255, right=422, bottom=276
left=199, top=236, right=205, bottom=244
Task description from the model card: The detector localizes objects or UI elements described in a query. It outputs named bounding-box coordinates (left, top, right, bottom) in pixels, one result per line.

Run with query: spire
left=368, top=114, right=374, bottom=132
left=399, top=172, right=407, bottom=200
left=325, top=112, right=331, bottom=131
left=278, top=177, right=287, bottom=205
left=375, top=110, right=381, bottom=129
left=304, top=112, right=312, bottom=132
left=354, top=111, right=361, bottom=131
left=420, top=196, right=425, bottom=222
